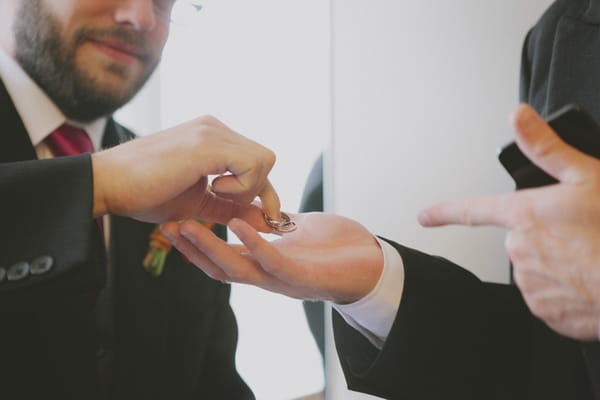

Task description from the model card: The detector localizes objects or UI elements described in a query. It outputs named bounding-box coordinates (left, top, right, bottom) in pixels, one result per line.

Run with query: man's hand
left=161, top=212, right=384, bottom=304
left=419, top=104, right=600, bottom=341
left=91, top=115, right=277, bottom=230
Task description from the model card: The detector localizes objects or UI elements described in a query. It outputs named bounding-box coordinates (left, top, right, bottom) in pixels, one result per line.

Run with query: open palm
left=162, top=212, right=383, bottom=304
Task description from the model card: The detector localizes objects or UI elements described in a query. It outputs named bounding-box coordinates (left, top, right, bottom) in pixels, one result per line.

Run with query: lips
left=88, top=38, right=147, bottom=64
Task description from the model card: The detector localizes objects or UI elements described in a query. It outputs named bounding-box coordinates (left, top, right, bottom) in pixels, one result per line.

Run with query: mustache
left=74, top=27, right=153, bottom=61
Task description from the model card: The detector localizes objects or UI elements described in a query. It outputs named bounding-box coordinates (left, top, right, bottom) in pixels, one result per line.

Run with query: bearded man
left=0, top=1, right=280, bottom=399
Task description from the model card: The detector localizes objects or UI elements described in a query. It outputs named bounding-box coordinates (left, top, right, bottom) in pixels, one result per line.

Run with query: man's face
left=13, top=0, right=173, bottom=122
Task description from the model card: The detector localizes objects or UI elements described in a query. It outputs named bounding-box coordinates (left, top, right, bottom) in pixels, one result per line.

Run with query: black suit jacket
left=333, top=0, right=600, bottom=398
left=0, top=81, right=253, bottom=399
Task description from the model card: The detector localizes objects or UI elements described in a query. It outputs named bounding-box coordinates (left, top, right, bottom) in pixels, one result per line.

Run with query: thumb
left=512, top=104, right=600, bottom=184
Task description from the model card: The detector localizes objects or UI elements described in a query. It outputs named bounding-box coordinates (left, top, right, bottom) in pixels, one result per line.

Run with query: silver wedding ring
left=264, top=212, right=297, bottom=233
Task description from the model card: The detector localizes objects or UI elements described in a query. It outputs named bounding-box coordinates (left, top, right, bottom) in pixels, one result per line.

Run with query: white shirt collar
left=0, top=48, right=107, bottom=151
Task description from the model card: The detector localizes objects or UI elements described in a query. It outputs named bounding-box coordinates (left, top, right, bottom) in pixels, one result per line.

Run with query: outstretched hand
left=161, top=212, right=384, bottom=304
left=419, top=104, right=600, bottom=341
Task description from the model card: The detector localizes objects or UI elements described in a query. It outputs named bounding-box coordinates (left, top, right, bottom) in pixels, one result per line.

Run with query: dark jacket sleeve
left=518, top=0, right=600, bottom=118
left=333, top=240, right=594, bottom=400
left=0, top=155, right=105, bottom=306
left=0, top=155, right=105, bottom=399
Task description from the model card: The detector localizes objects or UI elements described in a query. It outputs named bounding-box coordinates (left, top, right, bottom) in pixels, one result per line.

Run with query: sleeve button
left=7, top=262, right=30, bottom=281
left=30, top=256, right=54, bottom=275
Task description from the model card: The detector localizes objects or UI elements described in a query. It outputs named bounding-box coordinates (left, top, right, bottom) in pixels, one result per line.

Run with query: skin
left=92, top=114, right=279, bottom=228
left=11, top=0, right=170, bottom=121
left=161, top=212, right=384, bottom=304
left=0, top=0, right=281, bottom=227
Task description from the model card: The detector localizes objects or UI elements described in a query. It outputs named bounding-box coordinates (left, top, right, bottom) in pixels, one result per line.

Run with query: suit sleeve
left=333, top=240, right=592, bottom=400
left=0, top=155, right=105, bottom=306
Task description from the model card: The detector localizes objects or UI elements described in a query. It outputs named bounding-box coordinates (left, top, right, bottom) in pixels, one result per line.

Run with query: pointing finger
left=418, top=192, right=520, bottom=229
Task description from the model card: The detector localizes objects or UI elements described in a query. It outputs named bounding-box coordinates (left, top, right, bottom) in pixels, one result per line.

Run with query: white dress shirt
left=333, top=237, right=405, bottom=348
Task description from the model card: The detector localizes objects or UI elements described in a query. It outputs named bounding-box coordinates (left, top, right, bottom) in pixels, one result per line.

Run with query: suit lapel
left=0, top=80, right=37, bottom=162
left=102, top=118, right=133, bottom=150
left=581, top=342, right=600, bottom=400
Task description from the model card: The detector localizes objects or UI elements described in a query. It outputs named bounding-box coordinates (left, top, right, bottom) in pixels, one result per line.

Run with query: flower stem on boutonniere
left=143, top=220, right=217, bottom=277
left=143, top=226, right=172, bottom=277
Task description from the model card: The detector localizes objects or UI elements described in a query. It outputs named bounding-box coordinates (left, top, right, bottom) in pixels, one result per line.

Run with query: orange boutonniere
left=142, top=219, right=216, bottom=277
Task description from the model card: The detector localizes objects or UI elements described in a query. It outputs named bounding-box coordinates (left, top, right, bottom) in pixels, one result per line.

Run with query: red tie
left=45, top=124, right=104, bottom=236
left=45, top=124, right=94, bottom=156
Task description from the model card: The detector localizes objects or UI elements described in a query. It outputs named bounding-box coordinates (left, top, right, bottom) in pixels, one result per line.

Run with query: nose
left=114, top=0, right=159, bottom=31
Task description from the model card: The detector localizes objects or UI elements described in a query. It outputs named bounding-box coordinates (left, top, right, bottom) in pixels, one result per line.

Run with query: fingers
left=418, top=192, right=519, bottom=228
left=160, top=221, right=231, bottom=281
left=207, top=180, right=281, bottom=230
left=177, top=219, right=271, bottom=284
left=228, top=218, right=282, bottom=264
left=210, top=140, right=276, bottom=204
left=419, top=103, right=600, bottom=229
left=162, top=220, right=269, bottom=284
left=211, top=174, right=259, bottom=204
left=512, top=104, right=600, bottom=184
left=236, top=203, right=274, bottom=233
left=257, top=180, right=282, bottom=220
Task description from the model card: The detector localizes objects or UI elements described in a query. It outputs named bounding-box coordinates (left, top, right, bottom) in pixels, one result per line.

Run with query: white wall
left=326, top=1, right=554, bottom=399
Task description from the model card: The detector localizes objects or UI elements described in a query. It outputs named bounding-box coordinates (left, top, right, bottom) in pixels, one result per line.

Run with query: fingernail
left=160, top=228, right=176, bottom=243
left=514, top=104, right=537, bottom=130
left=227, top=222, right=239, bottom=236
left=181, top=230, right=196, bottom=244
left=417, top=210, right=430, bottom=226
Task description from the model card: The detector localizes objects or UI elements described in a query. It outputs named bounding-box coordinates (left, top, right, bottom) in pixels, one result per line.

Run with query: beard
left=13, top=0, right=162, bottom=122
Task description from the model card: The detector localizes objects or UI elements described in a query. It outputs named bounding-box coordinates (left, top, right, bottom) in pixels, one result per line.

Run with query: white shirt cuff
left=332, top=237, right=404, bottom=349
